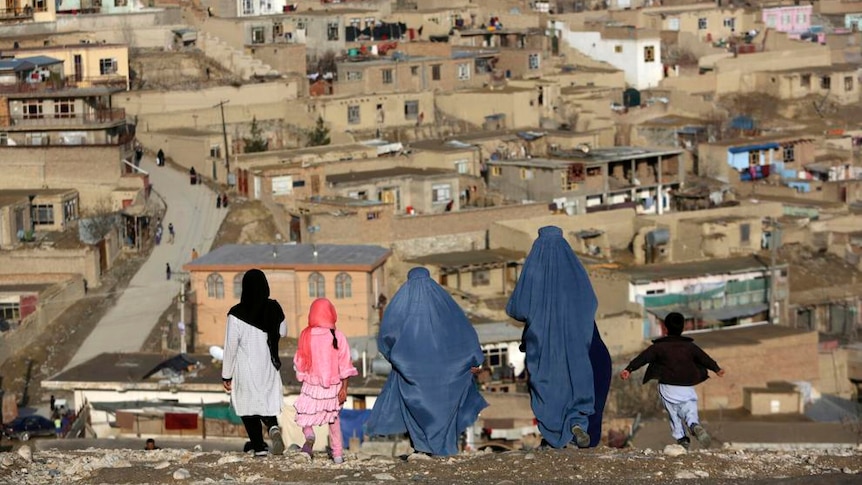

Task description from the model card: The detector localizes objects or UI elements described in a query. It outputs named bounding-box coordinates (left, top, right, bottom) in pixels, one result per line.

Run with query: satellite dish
left=209, top=346, right=224, bottom=361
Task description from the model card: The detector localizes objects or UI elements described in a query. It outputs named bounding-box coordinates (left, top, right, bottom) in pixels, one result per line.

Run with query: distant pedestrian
left=145, top=438, right=161, bottom=450
left=191, top=248, right=199, bottom=260
left=155, top=226, right=162, bottom=245
left=166, top=263, right=172, bottom=280
left=54, top=417, right=62, bottom=438
left=50, top=394, right=56, bottom=412
left=222, top=193, right=229, bottom=208
left=216, top=194, right=222, bottom=209
left=168, top=223, right=175, bottom=244
left=134, top=143, right=143, bottom=165
left=620, top=312, right=725, bottom=450
left=157, top=149, right=165, bottom=167
left=190, top=167, right=197, bottom=185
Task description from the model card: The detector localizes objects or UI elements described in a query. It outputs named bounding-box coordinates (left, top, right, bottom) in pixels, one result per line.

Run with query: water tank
left=646, top=228, right=670, bottom=247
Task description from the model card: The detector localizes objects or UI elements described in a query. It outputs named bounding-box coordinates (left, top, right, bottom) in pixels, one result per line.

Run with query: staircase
left=199, top=33, right=277, bottom=80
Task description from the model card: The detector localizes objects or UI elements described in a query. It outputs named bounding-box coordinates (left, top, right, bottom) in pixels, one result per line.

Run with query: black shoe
left=676, top=436, right=691, bottom=450
left=571, top=425, right=590, bottom=448
left=690, top=423, right=711, bottom=448
left=269, top=426, right=284, bottom=456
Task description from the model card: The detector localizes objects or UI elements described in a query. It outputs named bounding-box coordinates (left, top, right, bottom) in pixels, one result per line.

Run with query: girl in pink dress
left=294, top=298, right=358, bottom=463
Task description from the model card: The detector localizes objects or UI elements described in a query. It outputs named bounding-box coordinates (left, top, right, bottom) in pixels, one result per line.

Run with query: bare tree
left=78, top=198, right=122, bottom=244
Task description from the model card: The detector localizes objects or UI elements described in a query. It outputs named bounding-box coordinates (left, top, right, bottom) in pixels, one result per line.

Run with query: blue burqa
left=366, top=267, right=488, bottom=456
left=589, top=323, right=612, bottom=448
left=506, top=226, right=599, bottom=449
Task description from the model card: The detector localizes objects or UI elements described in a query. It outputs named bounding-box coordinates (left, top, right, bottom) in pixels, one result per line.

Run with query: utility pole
left=214, top=100, right=230, bottom=182
left=768, top=217, right=781, bottom=326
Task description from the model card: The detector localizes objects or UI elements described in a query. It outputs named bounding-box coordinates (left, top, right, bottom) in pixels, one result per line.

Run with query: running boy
left=620, top=312, right=725, bottom=449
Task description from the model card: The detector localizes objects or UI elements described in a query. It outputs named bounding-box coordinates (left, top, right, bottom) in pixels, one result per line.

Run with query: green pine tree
left=306, top=116, right=331, bottom=147
left=244, top=116, right=268, bottom=153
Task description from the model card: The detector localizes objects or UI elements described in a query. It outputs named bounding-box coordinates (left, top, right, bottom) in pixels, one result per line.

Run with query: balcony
left=0, top=76, right=127, bottom=95
left=0, top=4, right=47, bottom=20
left=0, top=108, right=127, bottom=129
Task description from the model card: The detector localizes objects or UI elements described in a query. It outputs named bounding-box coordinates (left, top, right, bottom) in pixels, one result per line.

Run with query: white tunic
left=222, top=314, right=286, bottom=416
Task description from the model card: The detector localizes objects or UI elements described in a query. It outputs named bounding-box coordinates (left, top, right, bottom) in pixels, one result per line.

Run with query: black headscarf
left=227, top=269, right=285, bottom=370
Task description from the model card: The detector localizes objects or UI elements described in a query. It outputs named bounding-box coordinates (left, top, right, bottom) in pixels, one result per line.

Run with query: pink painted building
left=762, top=5, right=812, bottom=33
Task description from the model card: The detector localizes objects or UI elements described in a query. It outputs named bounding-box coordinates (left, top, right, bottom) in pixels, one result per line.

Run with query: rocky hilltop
left=1, top=441, right=860, bottom=484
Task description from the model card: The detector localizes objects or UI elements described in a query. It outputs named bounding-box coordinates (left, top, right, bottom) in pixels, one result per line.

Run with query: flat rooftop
left=185, top=243, right=390, bottom=270
left=695, top=323, right=813, bottom=349
left=618, top=255, right=777, bottom=284
left=407, top=248, right=525, bottom=269
left=327, top=167, right=454, bottom=185
left=487, top=147, right=684, bottom=168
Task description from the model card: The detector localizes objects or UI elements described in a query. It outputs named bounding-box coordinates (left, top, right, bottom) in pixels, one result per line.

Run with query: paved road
left=66, top=158, right=227, bottom=369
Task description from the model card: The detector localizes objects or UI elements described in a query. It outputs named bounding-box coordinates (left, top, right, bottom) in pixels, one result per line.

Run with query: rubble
left=0, top=444, right=858, bottom=484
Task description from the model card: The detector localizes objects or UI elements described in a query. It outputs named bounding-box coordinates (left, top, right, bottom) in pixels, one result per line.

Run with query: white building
left=551, top=20, right=663, bottom=89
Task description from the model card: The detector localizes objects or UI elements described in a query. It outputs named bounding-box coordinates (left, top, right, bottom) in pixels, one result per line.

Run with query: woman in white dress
left=222, top=269, right=287, bottom=456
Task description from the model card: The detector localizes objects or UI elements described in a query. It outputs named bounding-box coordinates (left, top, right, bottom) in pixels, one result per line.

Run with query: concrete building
left=485, top=147, right=684, bottom=214
left=552, top=21, right=662, bottom=89
left=326, top=167, right=461, bottom=215
left=752, top=64, right=861, bottom=106
left=406, top=248, right=525, bottom=301
left=0, top=189, right=79, bottom=240
left=183, top=243, right=391, bottom=345
left=0, top=0, right=55, bottom=23
left=697, top=136, right=818, bottom=184
left=0, top=44, right=130, bottom=90
left=762, top=5, right=813, bottom=34
left=591, top=255, right=790, bottom=339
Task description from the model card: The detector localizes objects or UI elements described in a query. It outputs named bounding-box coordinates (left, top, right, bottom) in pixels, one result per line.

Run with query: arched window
left=207, top=273, right=225, bottom=299
left=233, top=272, right=245, bottom=299
left=308, top=272, right=325, bottom=298
left=335, top=273, right=352, bottom=299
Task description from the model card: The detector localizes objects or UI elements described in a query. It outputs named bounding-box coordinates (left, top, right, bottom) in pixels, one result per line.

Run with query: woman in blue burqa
left=366, top=267, right=488, bottom=456
left=506, top=225, right=612, bottom=449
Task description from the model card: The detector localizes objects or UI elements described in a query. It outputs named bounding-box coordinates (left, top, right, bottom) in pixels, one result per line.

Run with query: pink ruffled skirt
left=294, top=382, right=342, bottom=427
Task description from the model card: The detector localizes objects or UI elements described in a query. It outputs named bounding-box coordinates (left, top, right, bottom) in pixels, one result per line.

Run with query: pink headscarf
left=295, top=298, right=337, bottom=373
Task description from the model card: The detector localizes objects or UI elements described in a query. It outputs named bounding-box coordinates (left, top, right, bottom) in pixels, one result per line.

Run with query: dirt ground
left=129, top=49, right=243, bottom=91
left=1, top=444, right=860, bottom=485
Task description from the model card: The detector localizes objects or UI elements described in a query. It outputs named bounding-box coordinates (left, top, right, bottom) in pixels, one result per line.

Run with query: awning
left=728, top=143, right=780, bottom=154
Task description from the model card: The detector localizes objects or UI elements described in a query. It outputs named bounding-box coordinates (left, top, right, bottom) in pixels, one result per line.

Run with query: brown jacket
left=624, top=335, right=721, bottom=386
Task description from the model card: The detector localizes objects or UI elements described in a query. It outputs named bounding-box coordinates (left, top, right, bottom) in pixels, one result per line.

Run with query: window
left=210, top=145, right=221, bottom=159
left=782, top=14, right=790, bottom=26
left=845, top=76, right=853, bottom=92
left=454, top=159, right=469, bottom=174
left=241, top=0, right=253, bottom=13
left=740, top=223, right=750, bottom=244
left=32, top=204, right=54, bottom=225
left=723, top=17, right=735, bottom=29
left=364, top=17, right=375, bottom=28
left=471, top=269, right=490, bottom=287
left=382, top=69, right=393, bottom=84
left=801, top=74, right=811, bottom=88
left=643, top=45, right=655, bottom=63
left=366, top=211, right=380, bottom=220
left=54, top=98, right=75, bottom=118
left=346, top=71, right=362, bottom=81
left=251, top=26, right=265, bottom=44
left=233, top=273, right=244, bottom=299
left=347, top=105, right=360, bottom=124
left=327, top=21, right=339, bottom=41
left=645, top=289, right=665, bottom=295
left=206, top=273, right=225, bottom=299
left=99, top=58, right=117, bottom=75
left=0, top=302, right=20, bottom=323
left=63, top=198, right=77, bottom=222
left=308, top=272, right=325, bottom=298
left=748, top=151, right=759, bottom=167
left=820, top=76, right=831, bottom=90
left=114, top=0, right=127, bottom=6
left=432, top=184, right=451, bottom=202
left=766, top=15, right=776, bottom=28
left=491, top=166, right=502, bottom=176
left=698, top=18, right=707, bottom=30
left=273, top=22, right=283, bottom=38
left=22, top=100, right=43, bottom=119
left=783, top=145, right=795, bottom=162
left=410, top=66, right=419, bottom=76
left=483, top=347, right=508, bottom=369
left=457, top=63, right=471, bottom=80
left=560, top=171, right=578, bottom=191
left=520, top=168, right=533, bottom=180
left=350, top=17, right=361, bottom=27
left=335, top=273, right=352, bottom=299
left=528, top=53, right=540, bottom=70
left=404, top=100, right=419, bottom=120
left=614, top=44, right=623, bottom=53
left=431, top=64, right=441, bottom=81
left=0, top=133, right=6, bottom=146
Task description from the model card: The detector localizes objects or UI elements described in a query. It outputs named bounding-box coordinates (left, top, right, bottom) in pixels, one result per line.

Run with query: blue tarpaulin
left=340, top=409, right=371, bottom=448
